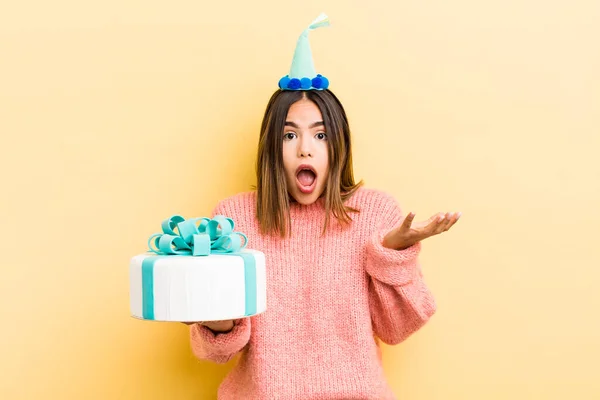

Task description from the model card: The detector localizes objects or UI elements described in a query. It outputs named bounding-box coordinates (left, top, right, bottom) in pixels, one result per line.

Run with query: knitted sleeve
left=187, top=196, right=252, bottom=363
left=364, top=192, right=437, bottom=345
left=189, top=318, right=251, bottom=364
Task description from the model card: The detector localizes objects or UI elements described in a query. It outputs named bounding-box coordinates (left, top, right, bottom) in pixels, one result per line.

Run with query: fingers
left=426, top=212, right=446, bottom=233
left=448, top=212, right=461, bottom=230
left=401, top=212, right=416, bottom=230
left=434, top=212, right=461, bottom=234
left=434, top=213, right=450, bottom=234
left=407, top=210, right=461, bottom=240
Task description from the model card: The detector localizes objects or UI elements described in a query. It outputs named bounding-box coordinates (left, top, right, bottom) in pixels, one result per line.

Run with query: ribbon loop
left=147, top=214, right=247, bottom=256
left=161, top=215, right=186, bottom=236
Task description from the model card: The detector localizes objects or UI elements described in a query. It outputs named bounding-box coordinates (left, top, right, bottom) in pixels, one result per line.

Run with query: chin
left=290, top=188, right=325, bottom=205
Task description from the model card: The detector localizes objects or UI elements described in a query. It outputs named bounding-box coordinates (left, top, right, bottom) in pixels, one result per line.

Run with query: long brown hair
left=255, top=89, right=363, bottom=237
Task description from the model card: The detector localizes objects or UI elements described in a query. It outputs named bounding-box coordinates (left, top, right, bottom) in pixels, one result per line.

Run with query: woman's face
left=281, top=98, right=330, bottom=205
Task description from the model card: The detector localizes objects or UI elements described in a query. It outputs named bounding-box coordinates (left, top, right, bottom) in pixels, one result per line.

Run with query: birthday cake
left=129, top=215, right=266, bottom=322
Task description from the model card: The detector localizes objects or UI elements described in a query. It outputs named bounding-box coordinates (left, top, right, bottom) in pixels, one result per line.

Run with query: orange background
left=1, top=1, right=599, bottom=399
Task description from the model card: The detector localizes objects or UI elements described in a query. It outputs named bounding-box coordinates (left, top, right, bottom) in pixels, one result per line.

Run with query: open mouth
left=295, top=164, right=317, bottom=194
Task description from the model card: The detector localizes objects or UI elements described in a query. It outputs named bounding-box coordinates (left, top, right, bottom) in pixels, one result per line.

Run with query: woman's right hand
left=181, top=320, right=235, bottom=332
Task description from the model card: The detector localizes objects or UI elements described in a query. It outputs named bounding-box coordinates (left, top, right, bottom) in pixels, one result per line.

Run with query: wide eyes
left=283, top=132, right=327, bottom=140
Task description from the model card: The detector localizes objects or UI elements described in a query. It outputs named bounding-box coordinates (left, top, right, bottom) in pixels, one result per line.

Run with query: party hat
left=278, top=13, right=330, bottom=91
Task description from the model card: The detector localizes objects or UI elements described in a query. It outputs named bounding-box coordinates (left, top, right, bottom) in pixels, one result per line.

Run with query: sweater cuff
left=365, top=228, right=422, bottom=286
left=190, top=318, right=251, bottom=357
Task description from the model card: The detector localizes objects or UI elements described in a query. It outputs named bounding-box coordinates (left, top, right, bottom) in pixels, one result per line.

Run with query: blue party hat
left=278, top=13, right=330, bottom=91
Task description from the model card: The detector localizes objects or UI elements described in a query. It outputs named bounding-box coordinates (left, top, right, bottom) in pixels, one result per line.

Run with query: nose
left=298, top=135, right=313, bottom=158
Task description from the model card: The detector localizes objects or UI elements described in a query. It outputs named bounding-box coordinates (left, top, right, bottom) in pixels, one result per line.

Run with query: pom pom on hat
left=287, top=78, right=301, bottom=90
left=278, top=76, right=291, bottom=89
left=311, top=74, right=329, bottom=89
left=300, top=78, right=312, bottom=89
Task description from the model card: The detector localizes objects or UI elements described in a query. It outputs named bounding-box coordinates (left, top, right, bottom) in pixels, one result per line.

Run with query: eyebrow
left=284, top=121, right=324, bottom=129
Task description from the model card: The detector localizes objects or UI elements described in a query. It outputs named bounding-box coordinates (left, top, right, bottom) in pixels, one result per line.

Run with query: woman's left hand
left=382, top=211, right=461, bottom=250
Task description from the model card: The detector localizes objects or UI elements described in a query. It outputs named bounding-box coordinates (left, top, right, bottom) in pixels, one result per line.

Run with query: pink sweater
left=189, top=187, right=436, bottom=399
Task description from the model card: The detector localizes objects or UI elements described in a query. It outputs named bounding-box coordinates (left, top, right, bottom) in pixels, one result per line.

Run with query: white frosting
left=129, top=249, right=266, bottom=322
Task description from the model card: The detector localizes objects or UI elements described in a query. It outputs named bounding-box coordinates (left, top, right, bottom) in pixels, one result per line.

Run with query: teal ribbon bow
left=140, top=214, right=256, bottom=320
left=147, top=215, right=248, bottom=256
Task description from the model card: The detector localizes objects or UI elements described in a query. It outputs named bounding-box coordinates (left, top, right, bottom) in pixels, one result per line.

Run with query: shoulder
left=346, top=186, right=402, bottom=213
left=345, top=186, right=406, bottom=230
left=211, top=191, right=258, bottom=233
left=212, top=190, right=256, bottom=217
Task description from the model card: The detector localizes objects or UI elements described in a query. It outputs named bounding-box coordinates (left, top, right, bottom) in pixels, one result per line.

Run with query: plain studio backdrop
left=1, top=1, right=598, bottom=399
